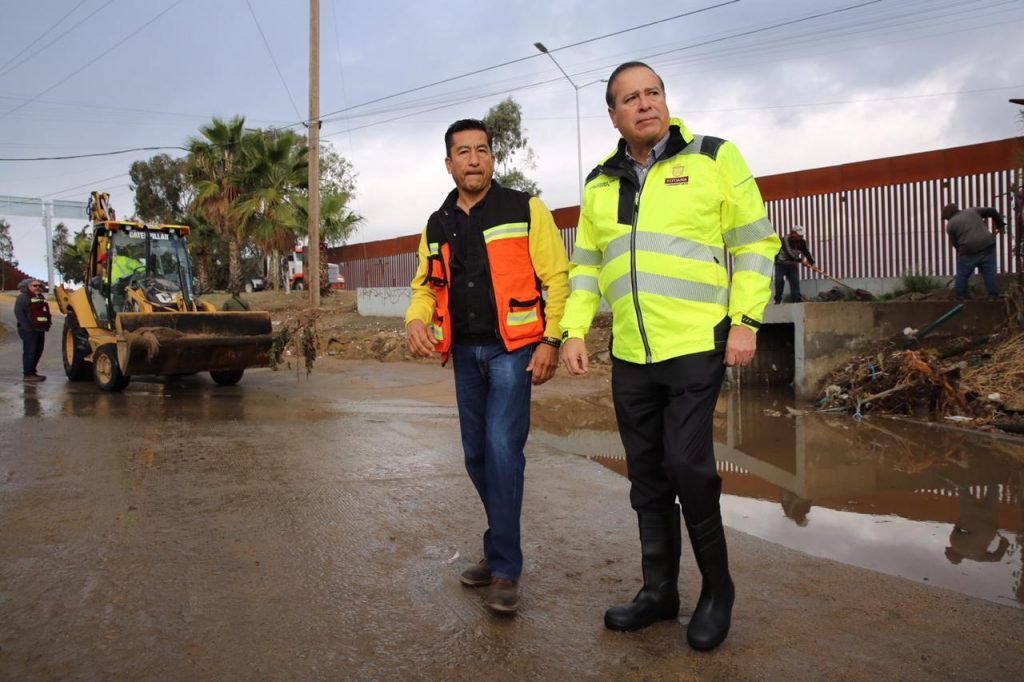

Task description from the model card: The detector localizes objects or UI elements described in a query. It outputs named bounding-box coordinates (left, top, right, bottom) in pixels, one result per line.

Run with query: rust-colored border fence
left=330, top=138, right=1023, bottom=289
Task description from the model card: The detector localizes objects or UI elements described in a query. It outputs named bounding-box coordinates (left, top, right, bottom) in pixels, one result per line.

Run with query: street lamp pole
left=534, top=42, right=584, bottom=204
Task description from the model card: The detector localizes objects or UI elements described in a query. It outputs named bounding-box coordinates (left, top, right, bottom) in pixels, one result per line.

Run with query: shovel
left=804, top=262, right=874, bottom=300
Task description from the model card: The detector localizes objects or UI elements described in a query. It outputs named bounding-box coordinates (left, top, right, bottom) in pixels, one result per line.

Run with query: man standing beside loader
left=14, top=278, right=51, bottom=382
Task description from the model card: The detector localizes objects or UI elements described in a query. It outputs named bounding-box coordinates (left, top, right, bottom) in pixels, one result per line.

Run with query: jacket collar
left=439, top=180, right=502, bottom=215
left=600, top=117, right=693, bottom=172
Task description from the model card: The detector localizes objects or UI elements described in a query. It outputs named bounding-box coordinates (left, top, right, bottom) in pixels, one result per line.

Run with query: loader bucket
left=114, top=311, right=273, bottom=377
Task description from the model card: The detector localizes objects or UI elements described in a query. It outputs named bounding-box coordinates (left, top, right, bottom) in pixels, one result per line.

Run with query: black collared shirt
left=448, top=199, right=499, bottom=345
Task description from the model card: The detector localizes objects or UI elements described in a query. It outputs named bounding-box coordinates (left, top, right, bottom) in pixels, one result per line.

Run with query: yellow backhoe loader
left=53, top=192, right=273, bottom=391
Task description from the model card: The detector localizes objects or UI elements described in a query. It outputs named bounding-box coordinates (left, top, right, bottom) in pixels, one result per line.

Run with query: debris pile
left=271, top=307, right=322, bottom=375
left=816, top=329, right=1024, bottom=432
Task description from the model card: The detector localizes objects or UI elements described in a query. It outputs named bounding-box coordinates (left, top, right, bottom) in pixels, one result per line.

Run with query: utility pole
left=307, top=0, right=321, bottom=307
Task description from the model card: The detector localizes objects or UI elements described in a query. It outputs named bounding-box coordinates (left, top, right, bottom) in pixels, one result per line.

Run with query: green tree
left=284, top=142, right=362, bottom=295
left=0, top=218, right=16, bottom=290
left=53, top=223, right=92, bottom=286
left=130, top=153, right=193, bottom=224
left=180, top=214, right=224, bottom=292
left=186, top=116, right=248, bottom=293
left=482, top=97, right=541, bottom=195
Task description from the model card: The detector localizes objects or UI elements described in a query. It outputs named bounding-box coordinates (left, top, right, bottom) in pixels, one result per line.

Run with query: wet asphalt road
left=2, top=319, right=1023, bottom=680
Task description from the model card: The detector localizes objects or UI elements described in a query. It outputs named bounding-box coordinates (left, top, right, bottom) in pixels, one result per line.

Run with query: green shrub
left=900, top=270, right=944, bottom=294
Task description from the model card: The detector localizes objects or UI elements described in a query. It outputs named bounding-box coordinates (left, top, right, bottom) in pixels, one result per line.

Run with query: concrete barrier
left=758, top=300, right=1006, bottom=398
left=357, top=287, right=411, bottom=317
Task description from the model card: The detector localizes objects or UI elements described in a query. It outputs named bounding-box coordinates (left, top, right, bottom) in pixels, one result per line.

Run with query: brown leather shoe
left=485, top=578, right=519, bottom=614
left=459, top=559, right=491, bottom=587
left=23, top=374, right=45, bottom=383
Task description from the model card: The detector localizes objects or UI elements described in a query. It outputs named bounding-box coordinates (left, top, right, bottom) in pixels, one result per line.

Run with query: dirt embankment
left=230, top=289, right=617, bottom=370
left=229, top=288, right=1024, bottom=434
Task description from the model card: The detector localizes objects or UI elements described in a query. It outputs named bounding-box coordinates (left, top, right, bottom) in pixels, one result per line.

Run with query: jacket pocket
left=503, top=296, right=544, bottom=341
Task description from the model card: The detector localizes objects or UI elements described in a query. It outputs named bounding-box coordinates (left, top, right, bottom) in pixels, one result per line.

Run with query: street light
left=534, top=41, right=593, bottom=205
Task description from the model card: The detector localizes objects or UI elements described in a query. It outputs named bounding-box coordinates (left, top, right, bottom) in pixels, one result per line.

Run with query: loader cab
left=87, top=222, right=196, bottom=327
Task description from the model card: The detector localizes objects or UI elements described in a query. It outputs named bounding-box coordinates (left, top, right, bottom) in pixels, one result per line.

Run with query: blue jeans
left=452, top=343, right=533, bottom=581
left=774, top=262, right=802, bottom=303
left=954, top=247, right=999, bottom=298
left=19, top=329, right=45, bottom=376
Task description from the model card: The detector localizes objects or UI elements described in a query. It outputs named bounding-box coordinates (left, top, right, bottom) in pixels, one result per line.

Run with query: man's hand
left=560, top=338, right=589, bottom=376
left=406, top=319, right=437, bottom=358
left=724, top=325, right=756, bottom=367
left=527, top=343, right=558, bottom=385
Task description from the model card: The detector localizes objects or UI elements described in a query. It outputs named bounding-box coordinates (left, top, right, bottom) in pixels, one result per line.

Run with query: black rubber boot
left=684, top=511, right=735, bottom=651
left=605, top=506, right=681, bottom=631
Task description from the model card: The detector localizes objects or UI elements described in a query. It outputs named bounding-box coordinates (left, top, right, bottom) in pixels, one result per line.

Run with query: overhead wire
left=0, top=0, right=116, bottom=80
left=0, top=0, right=95, bottom=76
left=0, top=146, right=184, bottom=161
left=0, top=0, right=187, bottom=122
left=245, top=0, right=303, bottom=121
left=3, top=0, right=1021, bottom=165
left=284, top=0, right=741, bottom=129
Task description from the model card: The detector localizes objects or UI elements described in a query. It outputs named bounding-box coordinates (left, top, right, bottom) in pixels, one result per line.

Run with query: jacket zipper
left=629, top=185, right=653, bottom=364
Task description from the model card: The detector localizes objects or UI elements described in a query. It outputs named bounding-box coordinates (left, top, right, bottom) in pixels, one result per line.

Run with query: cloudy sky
left=2, top=0, right=1023, bottom=280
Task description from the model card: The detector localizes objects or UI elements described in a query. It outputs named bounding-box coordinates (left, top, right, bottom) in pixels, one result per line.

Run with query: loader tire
left=93, top=345, right=130, bottom=392
left=294, top=281, right=304, bottom=291
left=210, top=369, right=245, bottom=386
left=62, top=314, right=92, bottom=381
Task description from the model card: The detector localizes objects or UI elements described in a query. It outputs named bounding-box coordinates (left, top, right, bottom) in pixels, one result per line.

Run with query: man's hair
left=444, top=119, right=492, bottom=157
left=942, top=203, right=959, bottom=220
left=605, top=61, right=665, bottom=109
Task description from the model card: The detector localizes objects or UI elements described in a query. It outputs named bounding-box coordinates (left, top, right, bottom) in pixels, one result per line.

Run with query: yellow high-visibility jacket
left=560, top=118, right=780, bottom=364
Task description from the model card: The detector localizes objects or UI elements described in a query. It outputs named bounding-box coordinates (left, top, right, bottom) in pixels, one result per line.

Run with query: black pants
left=611, top=318, right=728, bottom=524
left=19, top=329, right=45, bottom=376
left=774, top=262, right=801, bottom=303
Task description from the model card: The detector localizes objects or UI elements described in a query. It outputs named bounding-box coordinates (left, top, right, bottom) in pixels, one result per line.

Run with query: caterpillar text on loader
left=53, top=192, right=273, bottom=391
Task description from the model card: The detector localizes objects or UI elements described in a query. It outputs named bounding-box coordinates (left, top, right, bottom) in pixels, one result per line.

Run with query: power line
left=285, top=0, right=740, bottom=129
left=0, top=146, right=184, bottom=162
left=0, top=0, right=94, bottom=76
left=40, top=172, right=131, bottom=199
left=0, top=93, right=290, bottom=125
left=0, top=0, right=187, bottom=122
left=245, top=0, right=303, bottom=121
left=315, top=0, right=888, bottom=128
left=0, top=0, right=116, bottom=80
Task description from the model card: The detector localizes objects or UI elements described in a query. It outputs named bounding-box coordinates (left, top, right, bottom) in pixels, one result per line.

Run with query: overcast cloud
left=1, top=0, right=1022, bottom=280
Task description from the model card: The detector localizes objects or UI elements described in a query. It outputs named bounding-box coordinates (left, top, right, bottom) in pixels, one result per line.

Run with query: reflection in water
left=532, top=387, right=1024, bottom=608
left=22, top=386, right=41, bottom=417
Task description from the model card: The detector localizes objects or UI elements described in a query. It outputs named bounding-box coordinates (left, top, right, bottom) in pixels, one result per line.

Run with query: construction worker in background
left=222, top=285, right=251, bottom=311
left=405, top=119, right=569, bottom=615
left=559, top=61, right=779, bottom=651
left=773, top=225, right=815, bottom=303
left=14, top=279, right=51, bottom=382
left=108, top=247, right=144, bottom=285
left=942, top=202, right=1005, bottom=300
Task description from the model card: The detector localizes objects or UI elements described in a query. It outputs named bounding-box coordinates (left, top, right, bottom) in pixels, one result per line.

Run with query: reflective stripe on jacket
left=29, top=296, right=51, bottom=331
left=560, top=118, right=780, bottom=364
left=406, top=184, right=570, bottom=364
left=110, top=255, right=142, bottom=281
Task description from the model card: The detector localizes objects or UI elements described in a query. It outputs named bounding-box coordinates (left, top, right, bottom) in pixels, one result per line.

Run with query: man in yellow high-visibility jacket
left=560, top=61, right=780, bottom=651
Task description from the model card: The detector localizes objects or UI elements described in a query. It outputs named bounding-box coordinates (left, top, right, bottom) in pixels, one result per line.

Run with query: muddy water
left=532, top=387, right=1024, bottom=609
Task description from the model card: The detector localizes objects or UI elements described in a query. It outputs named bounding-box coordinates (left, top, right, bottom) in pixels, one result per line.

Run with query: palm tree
left=234, top=129, right=308, bottom=290
left=186, top=116, right=247, bottom=292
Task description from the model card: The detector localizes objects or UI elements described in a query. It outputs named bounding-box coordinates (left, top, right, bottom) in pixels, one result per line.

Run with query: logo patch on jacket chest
left=665, top=176, right=689, bottom=185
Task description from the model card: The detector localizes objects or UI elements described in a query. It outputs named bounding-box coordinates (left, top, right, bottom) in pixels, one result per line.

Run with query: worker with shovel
left=773, top=225, right=814, bottom=303
left=943, top=202, right=1005, bottom=300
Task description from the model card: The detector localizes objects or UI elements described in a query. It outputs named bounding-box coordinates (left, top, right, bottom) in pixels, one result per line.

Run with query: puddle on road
left=532, top=387, right=1024, bottom=609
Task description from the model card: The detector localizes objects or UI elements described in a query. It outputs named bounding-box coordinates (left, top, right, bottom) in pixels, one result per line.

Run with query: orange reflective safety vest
left=422, top=186, right=546, bottom=363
